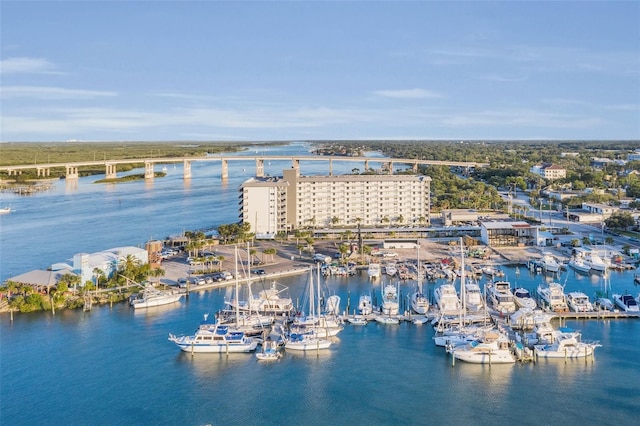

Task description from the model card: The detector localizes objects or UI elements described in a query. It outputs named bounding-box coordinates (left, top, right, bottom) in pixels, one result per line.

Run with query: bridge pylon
left=144, top=162, right=154, bottom=179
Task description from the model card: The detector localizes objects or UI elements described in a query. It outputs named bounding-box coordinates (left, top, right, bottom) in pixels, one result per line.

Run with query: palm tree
left=148, top=267, right=165, bottom=285
left=263, top=248, right=277, bottom=263
left=119, top=254, right=141, bottom=281
left=338, top=243, right=350, bottom=261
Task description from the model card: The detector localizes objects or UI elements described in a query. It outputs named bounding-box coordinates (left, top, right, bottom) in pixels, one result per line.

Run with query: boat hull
left=533, top=345, right=596, bottom=358
left=285, top=338, right=332, bottom=351
left=169, top=336, right=258, bottom=353
left=131, top=293, right=183, bottom=309
left=453, top=351, right=516, bottom=364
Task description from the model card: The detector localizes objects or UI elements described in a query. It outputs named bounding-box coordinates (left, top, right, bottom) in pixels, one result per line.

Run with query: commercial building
left=240, top=169, right=431, bottom=236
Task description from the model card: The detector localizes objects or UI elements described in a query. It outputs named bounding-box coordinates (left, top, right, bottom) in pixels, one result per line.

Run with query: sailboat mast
left=417, top=242, right=421, bottom=292
left=459, top=237, right=466, bottom=324
left=234, top=245, right=239, bottom=327
left=316, top=264, right=322, bottom=317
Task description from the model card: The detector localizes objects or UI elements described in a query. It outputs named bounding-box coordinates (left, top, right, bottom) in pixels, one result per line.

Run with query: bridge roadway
left=0, top=155, right=488, bottom=180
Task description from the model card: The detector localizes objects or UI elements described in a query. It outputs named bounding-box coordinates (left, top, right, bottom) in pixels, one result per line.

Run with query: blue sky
left=1, top=1, right=639, bottom=142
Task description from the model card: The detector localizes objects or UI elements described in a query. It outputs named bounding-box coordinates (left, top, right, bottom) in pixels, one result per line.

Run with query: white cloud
left=373, top=88, right=443, bottom=99
left=2, top=86, right=117, bottom=99
left=441, top=109, right=606, bottom=129
left=0, top=57, right=57, bottom=74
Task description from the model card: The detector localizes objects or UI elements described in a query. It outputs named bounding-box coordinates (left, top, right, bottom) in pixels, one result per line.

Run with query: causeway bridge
left=0, top=155, right=488, bottom=180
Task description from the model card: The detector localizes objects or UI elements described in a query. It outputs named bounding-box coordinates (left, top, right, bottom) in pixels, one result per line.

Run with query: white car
left=313, top=254, right=331, bottom=263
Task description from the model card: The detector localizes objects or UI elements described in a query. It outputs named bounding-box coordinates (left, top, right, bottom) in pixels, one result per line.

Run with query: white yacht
left=290, top=267, right=343, bottom=338
left=464, top=281, right=485, bottom=312
left=513, top=288, right=537, bottom=310
left=129, top=284, right=184, bottom=309
left=583, top=251, right=607, bottom=273
left=450, top=330, right=516, bottom=364
left=568, top=256, right=591, bottom=274
left=367, top=263, right=381, bottom=279
left=168, top=315, right=258, bottom=353
left=384, top=263, right=398, bottom=277
left=225, top=281, right=294, bottom=315
left=434, top=284, right=461, bottom=316
left=566, top=292, right=593, bottom=312
left=358, top=294, right=373, bottom=315
left=486, top=281, right=517, bottom=314
left=612, top=293, right=639, bottom=312
left=534, top=330, right=601, bottom=359
left=381, top=283, right=400, bottom=316
left=540, top=252, right=560, bottom=273
left=537, top=282, right=569, bottom=313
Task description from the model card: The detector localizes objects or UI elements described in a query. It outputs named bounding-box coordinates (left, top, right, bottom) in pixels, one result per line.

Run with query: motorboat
left=536, top=282, right=569, bottom=313
left=358, top=294, right=373, bottom=315
left=256, top=338, right=281, bottom=361
left=566, top=292, right=593, bottom=312
left=284, top=332, right=332, bottom=351
left=410, top=289, right=430, bottom=315
left=540, top=252, right=560, bottom=273
left=381, top=283, right=399, bottom=316
left=568, top=256, right=591, bottom=274
left=513, top=288, right=538, bottom=310
left=522, top=315, right=561, bottom=346
left=464, top=281, right=485, bottom=312
left=384, top=263, right=398, bottom=277
left=225, top=281, right=294, bottom=315
left=534, top=329, right=601, bottom=359
left=345, top=315, right=368, bottom=325
left=450, top=330, right=516, bottom=364
left=432, top=322, right=492, bottom=348
left=412, top=316, right=429, bottom=325
left=0, top=207, right=11, bottom=214
left=486, top=281, right=517, bottom=314
left=129, top=284, right=184, bottom=309
left=375, top=315, right=400, bottom=325
left=612, top=293, right=639, bottom=312
left=168, top=314, right=258, bottom=353
left=367, top=263, right=381, bottom=279
left=594, top=297, right=614, bottom=311
left=583, top=252, right=607, bottom=273
left=434, top=284, right=461, bottom=316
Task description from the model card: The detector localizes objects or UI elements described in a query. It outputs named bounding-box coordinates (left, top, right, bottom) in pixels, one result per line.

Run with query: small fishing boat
left=256, top=339, right=281, bottom=361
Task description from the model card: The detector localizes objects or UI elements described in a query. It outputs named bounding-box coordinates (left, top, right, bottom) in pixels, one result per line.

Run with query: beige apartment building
left=240, top=169, right=431, bottom=236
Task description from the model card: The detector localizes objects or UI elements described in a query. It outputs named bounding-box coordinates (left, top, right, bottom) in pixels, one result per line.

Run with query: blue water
left=1, top=142, right=639, bottom=424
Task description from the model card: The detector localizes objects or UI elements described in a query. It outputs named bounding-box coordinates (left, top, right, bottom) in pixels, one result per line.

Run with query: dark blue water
left=1, top=142, right=639, bottom=424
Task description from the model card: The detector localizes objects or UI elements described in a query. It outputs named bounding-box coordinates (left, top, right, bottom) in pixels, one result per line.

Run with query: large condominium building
left=240, top=168, right=431, bottom=235
left=530, top=163, right=567, bottom=180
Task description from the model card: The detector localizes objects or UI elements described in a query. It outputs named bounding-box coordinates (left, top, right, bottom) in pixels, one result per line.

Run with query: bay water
left=1, top=143, right=639, bottom=425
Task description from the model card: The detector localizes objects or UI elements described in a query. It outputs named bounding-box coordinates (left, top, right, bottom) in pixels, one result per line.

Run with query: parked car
left=312, top=253, right=331, bottom=263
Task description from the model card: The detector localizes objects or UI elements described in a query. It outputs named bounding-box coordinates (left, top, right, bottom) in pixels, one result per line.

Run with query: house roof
left=6, top=268, right=76, bottom=288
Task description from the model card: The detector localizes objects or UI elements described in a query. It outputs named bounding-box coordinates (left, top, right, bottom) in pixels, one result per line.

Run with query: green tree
left=263, top=248, right=277, bottom=263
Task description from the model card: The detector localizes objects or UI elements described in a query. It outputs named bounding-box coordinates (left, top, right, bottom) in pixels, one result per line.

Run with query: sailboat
left=285, top=267, right=337, bottom=351
left=433, top=238, right=492, bottom=348
left=411, top=244, right=430, bottom=316
left=218, top=246, right=274, bottom=336
left=168, top=252, right=259, bottom=354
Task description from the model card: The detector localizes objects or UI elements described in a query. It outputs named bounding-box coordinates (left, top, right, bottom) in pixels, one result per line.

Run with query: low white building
left=6, top=246, right=149, bottom=289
